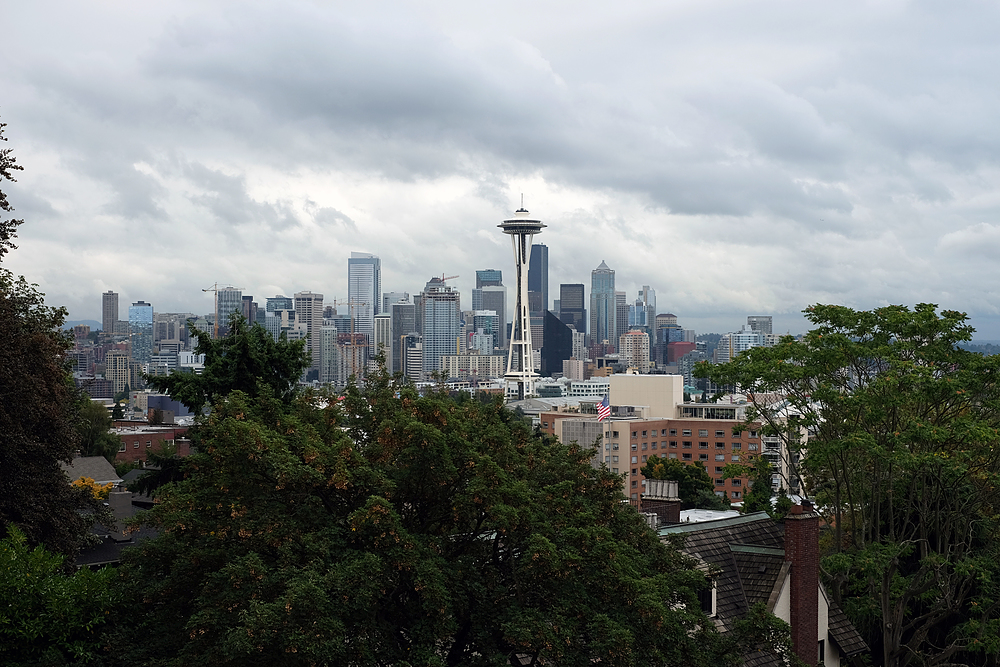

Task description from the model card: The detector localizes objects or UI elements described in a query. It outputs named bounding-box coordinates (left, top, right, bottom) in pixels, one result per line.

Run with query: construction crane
left=202, top=282, right=245, bottom=339
left=330, top=298, right=369, bottom=379
left=440, top=274, right=459, bottom=283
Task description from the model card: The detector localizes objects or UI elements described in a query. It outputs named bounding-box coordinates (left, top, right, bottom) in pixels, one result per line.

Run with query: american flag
left=597, top=394, right=611, bottom=422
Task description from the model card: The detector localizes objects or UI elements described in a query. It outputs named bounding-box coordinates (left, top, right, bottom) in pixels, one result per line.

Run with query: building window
left=732, top=491, right=741, bottom=499
left=642, top=430, right=647, bottom=437
left=683, top=441, right=692, bottom=448
left=699, top=453, right=708, bottom=460
left=632, top=432, right=637, bottom=438
left=669, top=429, right=677, bottom=436
left=715, top=466, right=724, bottom=473
left=716, top=430, right=725, bottom=437
left=732, top=479, right=742, bottom=486
left=715, top=454, right=724, bottom=461
left=750, top=430, right=759, bottom=438
left=732, top=442, right=741, bottom=450
left=631, top=480, right=638, bottom=488
left=642, top=442, right=648, bottom=450
left=670, top=441, right=678, bottom=448
left=631, top=456, right=638, bottom=464
left=651, top=442, right=658, bottom=450
left=146, top=440, right=152, bottom=448
left=699, top=429, right=708, bottom=437
left=661, top=429, right=668, bottom=435
left=613, top=444, right=619, bottom=450
left=632, top=468, right=637, bottom=475
left=631, top=444, right=637, bottom=451
left=698, top=580, right=717, bottom=616
left=733, top=432, right=741, bottom=439
left=605, top=456, right=611, bottom=463
left=669, top=453, right=677, bottom=459
left=715, top=478, right=725, bottom=486
left=606, top=432, right=611, bottom=438
left=642, top=455, right=648, bottom=462
left=133, top=441, right=139, bottom=449
left=613, top=467, right=619, bottom=473
left=682, top=453, right=692, bottom=460
left=716, top=442, right=725, bottom=449
left=118, top=442, right=126, bottom=452
left=631, top=493, right=638, bottom=499
left=682, top=429, right=691, bottom=436
left=749, top=443, right=758, bottom=451
left=613, top=431, right=619, bottom=438
left=818, top=640, right=825, bottom=663
left=699, top=442, right=708, bottom=449
left=731, top=455, right=741, bottom=461
left=612, top=456, right=619, bottom=463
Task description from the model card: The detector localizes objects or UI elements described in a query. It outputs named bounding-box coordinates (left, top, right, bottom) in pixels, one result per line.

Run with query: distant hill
left=64, top=319, right=102, bottom=331
left=959, top=342, right=1000, bottom=356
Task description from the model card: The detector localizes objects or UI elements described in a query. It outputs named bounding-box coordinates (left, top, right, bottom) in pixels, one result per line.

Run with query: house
left=659, top=501, right=868, bottom=667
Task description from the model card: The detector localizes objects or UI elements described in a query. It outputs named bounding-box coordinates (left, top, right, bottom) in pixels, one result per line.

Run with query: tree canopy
left=640, top=455, right=728, bottom=510
left=147, top=314, right=308, bottom=413
left=701, top=303, right=1000, bottom=667
left=116, top=371, right=754, bottom=667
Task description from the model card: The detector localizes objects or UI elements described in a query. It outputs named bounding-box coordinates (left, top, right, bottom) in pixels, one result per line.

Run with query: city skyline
left=7, top=2, right=1000, bottom=338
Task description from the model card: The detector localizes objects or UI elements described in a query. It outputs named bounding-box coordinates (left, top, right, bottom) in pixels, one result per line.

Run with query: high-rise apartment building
left=528, top=244, right=548, bottom=314
left=294, top=291, right=324, bottom=373
left=590, top=261, right=616, bottom=346
left=418, top=278, right=460, bottom=376
left=558, top=284, right=586, bottom=335
left=390, top=301, right=416, bottom=376
left=348, top=252, right=381, bottom=345
left=619, top=329, right=652, bottom=371
left=105, top=350, right=130, bottom=395
left=102, top=291, right=118, bottom=334
left=475, top=269, right=503, bottom=288
left=128, top=301, right=153, bottom=365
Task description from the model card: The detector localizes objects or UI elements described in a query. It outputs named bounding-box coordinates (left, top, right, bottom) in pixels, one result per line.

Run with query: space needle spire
left=498, top=203, right=546, bottom=400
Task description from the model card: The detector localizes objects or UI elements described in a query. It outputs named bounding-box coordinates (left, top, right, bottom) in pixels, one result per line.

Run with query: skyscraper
left=373, top=313, right=392, bottom=369
left=391, top=301, right=416, bottom=376
left=102, top=291, right=118, bottom=334
left=528, top=243, right=548, bottom=313
left=472, top=281, right=507, bottom=349
left=419, top=278, right=460, bottom=376
left=294, top=291, right=324, bottom=374
left=216, top=287, right=243, bottom=335
left=348, top=252, right=381, bottom=345
left=747, top=316, right=773, bottom=335
left=128, top=301, right=153, bottom=365
left=382, top=291, right=409, bottom=313
left=476, top=269, right=503, bottom=288
left=615, top=291, right=629, bottom=345
left=589, top=261, right=616, bottom=346
left=558, top=284, right=586, bottom=335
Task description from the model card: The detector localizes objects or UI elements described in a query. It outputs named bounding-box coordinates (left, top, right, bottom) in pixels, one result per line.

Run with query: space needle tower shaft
left=498, top=206, right=546, bottom=401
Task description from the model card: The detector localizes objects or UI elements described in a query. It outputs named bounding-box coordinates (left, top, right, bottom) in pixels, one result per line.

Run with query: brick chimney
left=785, top=500, right=819, bottom=666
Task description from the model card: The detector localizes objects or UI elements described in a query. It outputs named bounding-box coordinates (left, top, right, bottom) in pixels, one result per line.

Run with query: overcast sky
left=4, top=0, right=1000, bottom=338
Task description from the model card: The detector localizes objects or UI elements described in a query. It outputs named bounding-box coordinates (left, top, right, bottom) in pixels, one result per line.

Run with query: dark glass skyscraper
left=541, top=311, right=573, bottom=376
left=558, top=283, right=586, bottom=335
left=475, top=269, right=503, bottom=288
left=589, top=261, right=616, bottom=345
left=527, top=243, right=548, bottom=313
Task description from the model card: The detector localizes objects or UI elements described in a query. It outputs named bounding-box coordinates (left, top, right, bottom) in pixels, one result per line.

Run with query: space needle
left=499, top=204, right=545, bottom=401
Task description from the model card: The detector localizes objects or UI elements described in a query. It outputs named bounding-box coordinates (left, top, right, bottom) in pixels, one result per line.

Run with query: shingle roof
left=659, top=512, right=868, bottom=665
left=827, top=597, right=868, bottom=656
left=60, top=456, right=122, bottom=485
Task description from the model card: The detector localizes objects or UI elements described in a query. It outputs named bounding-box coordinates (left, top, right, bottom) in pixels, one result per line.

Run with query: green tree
left=116, top=374, right=750, bottom=667
left=0, top=118, right=24, bottom=260
left=146, top=314, right=308, bottom=413
left=75, top=396, right=121, bottom=462
left=111, top=401, right=124, bottom=420
left=0, top=525, right=117, bottom=666
left=701, top=304, right=1000, bottom=667
left=641, top=455, right=729, bottom=510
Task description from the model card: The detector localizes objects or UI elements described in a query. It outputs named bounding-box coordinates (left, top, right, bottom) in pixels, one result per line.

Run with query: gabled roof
left=659, top=512, right=868, bottom=663
left=60, top=456, right=122, bottom=486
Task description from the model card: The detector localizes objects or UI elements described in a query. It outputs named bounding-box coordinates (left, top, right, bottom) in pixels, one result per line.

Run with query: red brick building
left=540, top=412, right=761, bottom=509
left=112, top=420, right=190, bottom=463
